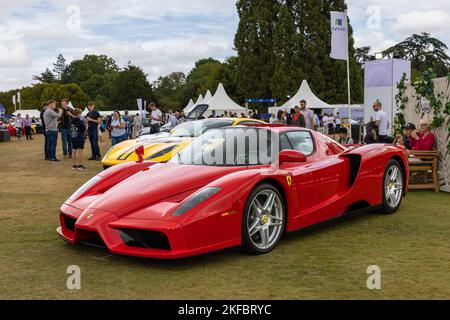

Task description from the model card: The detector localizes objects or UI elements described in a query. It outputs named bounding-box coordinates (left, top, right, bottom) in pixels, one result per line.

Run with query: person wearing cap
left=410, top=116, right=436, bottom=151
left=394, top=123, right=416, bottom=150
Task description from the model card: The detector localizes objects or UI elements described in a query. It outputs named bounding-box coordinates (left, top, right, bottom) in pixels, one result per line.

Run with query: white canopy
left=270, top=80, right=331, bottom=114
left=200, top=90, right=213, bottom=104
left=13, top=109, right=41, bottom=119
left=201, top=83, right=247, bottom=117
left=184, top=94, right=204, bottom=113
left=184, top=99, right=194, bottom=112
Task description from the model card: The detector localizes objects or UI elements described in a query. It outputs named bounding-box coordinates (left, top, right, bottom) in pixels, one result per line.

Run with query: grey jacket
left=43, top=109, right=61, bottom=132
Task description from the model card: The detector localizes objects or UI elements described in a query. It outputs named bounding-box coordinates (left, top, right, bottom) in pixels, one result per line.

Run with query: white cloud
left=392, top=11, right=450, bottom=37
left=0, top=42, right=30, bottom=68
left=354, top=31, right=397, bottom=54
left=0, top=0, right=449, bottom=91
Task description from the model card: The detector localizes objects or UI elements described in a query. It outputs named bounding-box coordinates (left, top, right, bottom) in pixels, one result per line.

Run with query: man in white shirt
left=373, top=101, right=390, bottom=142
left=148, top=102, right=162, bottom=133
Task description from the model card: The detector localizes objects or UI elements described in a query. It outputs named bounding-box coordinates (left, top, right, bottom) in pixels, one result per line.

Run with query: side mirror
left=135, top=145, right=145, bottom=163
left=279, top=150, right=307, bottom=164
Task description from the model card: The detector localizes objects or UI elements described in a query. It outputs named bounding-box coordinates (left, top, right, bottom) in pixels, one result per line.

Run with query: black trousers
left=25, top=126, right=32, bottom=140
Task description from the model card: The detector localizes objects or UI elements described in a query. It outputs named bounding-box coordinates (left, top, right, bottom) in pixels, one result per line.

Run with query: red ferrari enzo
left=57, top=126, right=409, bottom=259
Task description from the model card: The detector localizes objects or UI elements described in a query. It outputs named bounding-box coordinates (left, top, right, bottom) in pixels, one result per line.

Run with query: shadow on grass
left=60, top=210, right=384, bottom=270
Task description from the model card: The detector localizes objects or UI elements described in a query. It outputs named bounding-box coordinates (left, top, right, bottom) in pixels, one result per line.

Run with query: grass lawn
left=1, top=134, right=449, bottom=300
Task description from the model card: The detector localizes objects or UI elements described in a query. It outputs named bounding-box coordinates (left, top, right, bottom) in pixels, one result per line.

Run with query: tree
left=153, top=72, right=187, bottom=110
left=234, top=0, right=364, bottom=106
left=108, top=63, right=155, bottom=111
left=61, top=54, right=120, bottom=106
left=0, top=83, right=89, bottom=114
left=32, top=68, right=57, bottom=84
left=355, top=46, right=375, bottom=65
left=183, top=58, right=234, bottom=102
left=384, top=33, right=450, bottom=77
left=271, top=2, right=302, bottom=101
left=53, top=54, right=67, bottom=81
left=234, top=0, right=280, bottom=100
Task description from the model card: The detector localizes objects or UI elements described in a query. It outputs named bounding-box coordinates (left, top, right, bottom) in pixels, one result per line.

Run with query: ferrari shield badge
left=286, top=175, right=293, bottom=187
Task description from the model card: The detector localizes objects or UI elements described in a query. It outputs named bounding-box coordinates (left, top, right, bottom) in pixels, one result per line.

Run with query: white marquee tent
left=269, top=80, right=331, bottom=114
left=200, top=83, right=247, bottom=117
left=184, top=99, right=195, bottom=112
left=184, top=94, right=204, bottom=114
left=200, top=90, right=213, bottom=104
left=13, top=109, right=41, bottom=119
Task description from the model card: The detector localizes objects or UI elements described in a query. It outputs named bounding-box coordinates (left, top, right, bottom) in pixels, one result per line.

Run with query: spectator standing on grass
left=110, top=111, right=128, bottom=146
left=300, top=100, right=314, bottom=130
left=373, top=100, right=390, bottom=143
left=43, top=100, right=62, bottom=162
left=133, top=113, right=142, bottom=138
left=168, top=111, right=179, bottom=128
left=148, top=102, right=162, bottom=134
left=313, top=113, right=320, bottom=131
left=60, top=99, right=73, bottom=158
left=15, top=113, right=23, bottom=139
left=273, top=110, right=287, bottom=125
left=335, top=113, right=342, bottom=132
left=70, top=108, right=87, bottom=171
left=23, top=114, right=33, bottom=140
left=40, top=102, right=50, bottom=160
left=86, top=102, right=102, bottom=161
left=292, top=106, right=306, bottom=128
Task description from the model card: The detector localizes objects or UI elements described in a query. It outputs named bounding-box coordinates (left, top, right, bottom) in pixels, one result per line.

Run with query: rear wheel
left=242, top=184, right=285, bottom=255
left=380, top=160, right=404, bottom=214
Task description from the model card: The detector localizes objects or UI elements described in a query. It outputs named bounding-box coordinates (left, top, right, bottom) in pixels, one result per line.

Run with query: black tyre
left=380, top=159, right=404, bottom=215
left=242, top=183, right=286, bottom=255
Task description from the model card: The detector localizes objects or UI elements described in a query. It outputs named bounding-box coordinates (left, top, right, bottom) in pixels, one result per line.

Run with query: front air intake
left=63, top=215, right=77, bottom=232
left=119, top=229, right=171, bottom=251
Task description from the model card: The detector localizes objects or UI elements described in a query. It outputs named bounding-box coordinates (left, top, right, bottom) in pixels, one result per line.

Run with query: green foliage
left=61, top=54, right=119, bottom=107
left=234, top=0, right=363, bottom=107
left=234, top=0, right=280, bottom=101
left=32, top=68, right=57, bottom=84
left=394, top=73, right=409, bottom=135
left=413, top=69, right=445, bottom=128
left=384, top=33, right=450, bottom=77
left=0, top=83, right=89, bottom=113
left=108, top=64, right=155, bottom=111
left=53, top=54, right=67, bottom=81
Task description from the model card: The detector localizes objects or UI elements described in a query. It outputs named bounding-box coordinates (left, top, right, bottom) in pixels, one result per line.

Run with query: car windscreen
left=169, top=127, right=279, bottom=167
left=171, top=120, right=234, bottom=138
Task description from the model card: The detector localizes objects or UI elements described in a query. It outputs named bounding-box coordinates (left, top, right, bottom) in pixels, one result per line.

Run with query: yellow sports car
left=102, top=118, right=266, bottom=169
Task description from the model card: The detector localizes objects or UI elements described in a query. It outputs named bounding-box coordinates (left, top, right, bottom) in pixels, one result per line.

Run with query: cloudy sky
left=0, top=0, right=449, bottom=91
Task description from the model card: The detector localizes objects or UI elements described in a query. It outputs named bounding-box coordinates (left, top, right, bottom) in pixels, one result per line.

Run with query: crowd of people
left=3, top=96, right=437, bottom=172
left=40, top=99, right=104, bottom=171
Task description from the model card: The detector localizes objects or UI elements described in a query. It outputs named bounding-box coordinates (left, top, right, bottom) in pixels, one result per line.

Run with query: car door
left=281, top=131, right=347, bottom=227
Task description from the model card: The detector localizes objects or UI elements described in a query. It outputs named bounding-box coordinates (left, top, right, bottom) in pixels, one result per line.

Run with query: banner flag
left=17, top=92, right=21, bottom=103
left=12, top=95, right=16, bottom=105
left=137, top=98, right=143, bottom=119
left=330, top=11, right=348, bottom=61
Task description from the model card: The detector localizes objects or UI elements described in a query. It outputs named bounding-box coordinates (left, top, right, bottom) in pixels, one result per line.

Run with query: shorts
left=72, top=140, right=85, bottom=150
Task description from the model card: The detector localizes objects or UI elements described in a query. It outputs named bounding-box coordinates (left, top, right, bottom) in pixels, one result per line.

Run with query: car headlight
left=172, top=187, right=221, bottom=217
left=69, top=176, right=102, bottom=200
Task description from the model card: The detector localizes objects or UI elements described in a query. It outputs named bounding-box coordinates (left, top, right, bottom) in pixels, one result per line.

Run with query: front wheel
left=242, top=184, right=286, bottom=255
left=380, top=160, right=404, bottom=215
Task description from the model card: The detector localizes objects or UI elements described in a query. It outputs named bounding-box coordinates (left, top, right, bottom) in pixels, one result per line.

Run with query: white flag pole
left=345, top=11, right=352, bottom=141
left=330, top=11, right=352, bottom=140
left=346, top=41, right=352, bottom=141
left=12, top=95, right=17, bottom=112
